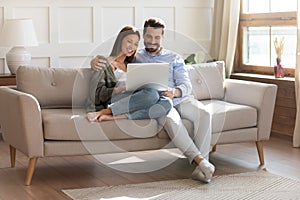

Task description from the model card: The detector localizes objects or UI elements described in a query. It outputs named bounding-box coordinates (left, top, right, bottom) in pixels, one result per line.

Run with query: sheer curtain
left=293, top=2, right=300, bottom=147
left=210, top=0, right=240, bottom=77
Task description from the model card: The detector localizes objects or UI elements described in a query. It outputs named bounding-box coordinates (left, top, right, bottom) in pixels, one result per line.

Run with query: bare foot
left=98, top=114, right=127, bottom=122
left=99, top=108, right=113, bottom=115
left=87, top=108, right=112, bottom=122
left=87, top=112, right=100, bottom=122
left=98, top=114, right=115, bottom=122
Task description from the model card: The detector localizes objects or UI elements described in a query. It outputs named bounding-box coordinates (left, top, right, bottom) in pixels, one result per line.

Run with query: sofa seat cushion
left=42, top=108, right=161, bottom=141
left=201, top=100, right=257, bottom=133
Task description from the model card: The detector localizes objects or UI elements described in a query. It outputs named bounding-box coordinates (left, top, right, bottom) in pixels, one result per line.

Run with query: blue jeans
left=110, top=88, right=172, bottom=120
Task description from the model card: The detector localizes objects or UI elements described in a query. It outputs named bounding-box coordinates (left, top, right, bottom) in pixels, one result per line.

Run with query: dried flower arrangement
left=274, top=37, right=284, bottom=59
left=273, top=37, right=284, bottom=78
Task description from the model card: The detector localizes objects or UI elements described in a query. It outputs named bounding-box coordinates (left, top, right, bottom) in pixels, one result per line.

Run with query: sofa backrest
left=186, top=61, right=225, bottom=100
left=16, top=61, right=225, bottom=107
left=17, top=66, right=93, bottom=108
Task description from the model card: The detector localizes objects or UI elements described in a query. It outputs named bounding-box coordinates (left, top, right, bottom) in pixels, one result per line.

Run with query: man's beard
left=144, top=42, right=160, bottom=53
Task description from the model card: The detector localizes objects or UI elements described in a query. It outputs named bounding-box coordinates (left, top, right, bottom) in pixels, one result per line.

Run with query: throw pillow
left=186, top=61, right=225, bottom=100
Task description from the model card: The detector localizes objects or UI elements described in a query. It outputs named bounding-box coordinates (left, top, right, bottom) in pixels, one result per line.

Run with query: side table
left=0, top=73, right=16, bottom=86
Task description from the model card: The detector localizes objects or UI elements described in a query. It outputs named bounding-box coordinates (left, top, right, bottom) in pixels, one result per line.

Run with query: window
left=235, top=0, right=297, bottom=76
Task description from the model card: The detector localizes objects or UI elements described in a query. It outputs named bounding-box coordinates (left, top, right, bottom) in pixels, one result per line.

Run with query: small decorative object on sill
left=273, top=37, right=284, bottom=78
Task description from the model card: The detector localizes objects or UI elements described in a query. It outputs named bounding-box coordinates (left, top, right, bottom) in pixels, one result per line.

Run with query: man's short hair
left=143, top=17, right=166, bottom=35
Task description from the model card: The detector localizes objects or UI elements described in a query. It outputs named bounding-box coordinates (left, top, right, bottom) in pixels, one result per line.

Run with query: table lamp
left=0, top=19, right=38, bottom=74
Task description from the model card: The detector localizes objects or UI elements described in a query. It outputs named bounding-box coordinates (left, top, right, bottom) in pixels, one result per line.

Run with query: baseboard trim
left=271, top=132, right=292, bottom=142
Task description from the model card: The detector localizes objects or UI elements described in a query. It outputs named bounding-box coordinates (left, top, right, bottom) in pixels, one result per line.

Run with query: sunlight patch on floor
left=108, top=156, right=146, bottom=165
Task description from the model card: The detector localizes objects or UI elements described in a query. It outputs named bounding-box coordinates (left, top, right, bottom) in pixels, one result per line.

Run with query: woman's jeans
left=110, top=88, right=172, bottom=120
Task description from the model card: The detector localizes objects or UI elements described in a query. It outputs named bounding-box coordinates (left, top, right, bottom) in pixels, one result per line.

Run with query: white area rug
left=62, top=170, right=300, bottom=200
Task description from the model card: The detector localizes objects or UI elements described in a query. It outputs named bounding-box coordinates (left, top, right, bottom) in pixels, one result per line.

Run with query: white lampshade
left=0, top=18, right=38, bottom=74
left=0, top=18, right=38, bottom=47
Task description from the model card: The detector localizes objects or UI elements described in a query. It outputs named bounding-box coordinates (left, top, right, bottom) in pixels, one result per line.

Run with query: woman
left=86, top=25, right=172, bottom=122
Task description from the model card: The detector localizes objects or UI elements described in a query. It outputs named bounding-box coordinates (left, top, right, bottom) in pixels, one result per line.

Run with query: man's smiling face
left=143, top=27, right=164, bottom=54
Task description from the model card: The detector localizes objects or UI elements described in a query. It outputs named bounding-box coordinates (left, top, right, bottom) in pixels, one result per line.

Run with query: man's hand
left=162, top=88, right=181, bottom=99
left=91, top=55, right=126, bottom=72
left=90, top=55, right=108, bottom=71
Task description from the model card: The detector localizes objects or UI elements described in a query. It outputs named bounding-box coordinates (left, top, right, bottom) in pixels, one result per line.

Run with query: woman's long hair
left=110, top=25, right=140, bottom=63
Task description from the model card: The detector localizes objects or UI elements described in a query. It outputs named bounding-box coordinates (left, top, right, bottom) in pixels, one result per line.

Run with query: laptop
left=126, top=63, right=169, bottom=91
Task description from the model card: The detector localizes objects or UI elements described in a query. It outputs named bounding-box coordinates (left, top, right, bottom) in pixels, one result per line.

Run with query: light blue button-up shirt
left=135, top=48, right=192, bottom=106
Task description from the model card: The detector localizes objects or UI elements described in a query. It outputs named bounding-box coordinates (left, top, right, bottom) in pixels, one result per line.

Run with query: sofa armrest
left=0, top=86, right=44, bottom=157
left=224, top=79, right=277, bottom=141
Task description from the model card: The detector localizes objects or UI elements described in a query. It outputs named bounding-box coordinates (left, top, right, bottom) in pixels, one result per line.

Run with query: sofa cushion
left=42, top=108, right=161, bottom=141
left=186, top=61, right=225, bottom=100
left=16, top=66, right=92, bottom=108
left=201, top=99, right=257, bottom=133
left=157, top=119, right=193, bottom=139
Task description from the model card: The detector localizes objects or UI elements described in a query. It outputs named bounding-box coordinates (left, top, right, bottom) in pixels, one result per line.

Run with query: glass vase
left=274, top=57, right=284, bottom=78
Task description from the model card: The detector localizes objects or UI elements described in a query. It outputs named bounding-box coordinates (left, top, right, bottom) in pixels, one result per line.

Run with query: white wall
left=0, top=0, right=214, bottom=73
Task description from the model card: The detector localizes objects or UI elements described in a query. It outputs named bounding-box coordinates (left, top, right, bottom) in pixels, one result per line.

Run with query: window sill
left=230, top=73, right=295, bottom=83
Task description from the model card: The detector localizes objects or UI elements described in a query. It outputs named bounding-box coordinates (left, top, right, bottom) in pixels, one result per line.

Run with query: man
left=91, top=17, right=215, bottom=183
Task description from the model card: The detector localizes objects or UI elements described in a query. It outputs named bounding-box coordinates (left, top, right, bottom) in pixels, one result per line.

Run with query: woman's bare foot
left=99, top=108, right=113, bottom=115
left=98, top=114, right=114, bottom=122
left=87, top=108, right=113, bottom=122
left=87, top=112, right=100, bottom=122
left=98, top=114, right=127, bottom=122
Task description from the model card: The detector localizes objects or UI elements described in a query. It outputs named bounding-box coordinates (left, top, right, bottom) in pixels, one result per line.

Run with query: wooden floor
left=0, top=134, right=300, bottom=200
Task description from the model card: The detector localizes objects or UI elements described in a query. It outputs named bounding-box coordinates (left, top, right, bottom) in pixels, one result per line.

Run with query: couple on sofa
left=86, top=17, right=215, bottom=184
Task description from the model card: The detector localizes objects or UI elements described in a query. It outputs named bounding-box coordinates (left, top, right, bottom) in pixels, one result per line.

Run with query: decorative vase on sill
left=273, top=37, right=284, bottom=78
left=274, top=57, right=284, bottom=78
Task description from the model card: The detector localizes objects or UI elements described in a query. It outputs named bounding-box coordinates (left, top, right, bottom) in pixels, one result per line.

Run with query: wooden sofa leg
left=9, top=145, right=16, bottom=168
left=25, top=158, right=38, bottom=186
left=256, top=141, right=265, bottom=166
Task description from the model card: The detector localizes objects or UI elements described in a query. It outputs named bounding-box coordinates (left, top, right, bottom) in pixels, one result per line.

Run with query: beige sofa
left=0, top=61, right=277, bottom=185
